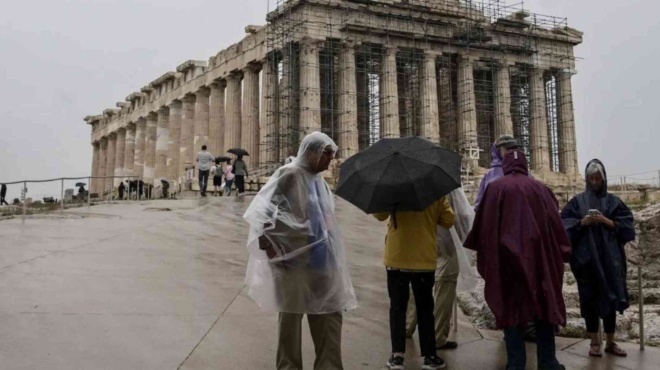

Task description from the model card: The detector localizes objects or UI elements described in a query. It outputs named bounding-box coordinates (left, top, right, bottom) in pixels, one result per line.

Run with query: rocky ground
left=458, top=201, right=660, bottom=347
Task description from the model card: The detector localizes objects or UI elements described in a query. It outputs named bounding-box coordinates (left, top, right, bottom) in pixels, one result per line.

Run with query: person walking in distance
left=196, top=145, right=215, bottom=197
left=223, top=159, right=235, bottom=196
left=244, top=132, right=357, bottom=370
left=233, top=155, right=248, bottom=195
left=211, top=160, right=223, bottom=196
left=1, top=184, right=9, bottom=206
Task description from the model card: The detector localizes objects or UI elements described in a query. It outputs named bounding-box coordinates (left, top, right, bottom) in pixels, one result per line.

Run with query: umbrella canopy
left=336, top=136, right=462, bottom=216
left=215, top=156, right=232, bottom=163
left=75, top=182, right=86, bottom=187
left=227, top=148, right=249, bottom=157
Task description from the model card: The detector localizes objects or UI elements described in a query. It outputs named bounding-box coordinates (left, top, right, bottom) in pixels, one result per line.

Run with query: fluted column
left=556, top=70, right=578, bottom=175
left=98, top=138, right=108, bottom=195
left=179, top=95, right=196, bottom=182
left=261, top=55, right=279, bottom=167
left=209, top=82, right=225, bottom=158
left=299, top=39, right=322, bottom=139
left=420, top=50, right=440, bottom=143
left=242, top=64, right=261, bottom=171
left=91, top=142, right=100, bottom=194
left=279, top=51, right=293, bottom=160
left=193, top=88, right=210, bottom=153
left=168, top=101, right=183, bottom=182
left=224, top=73, right=242, bottom=152
left=133, top=118, right=147, bottom=180
left=380, top=46, right=400, bottom=138
left=338, top=42, right=358, bottom=158
left=144, top=113, right=158, bottom=185
left=457, top=56, right=479, bottom=167
left=155, top=107, right=170, bottom=182
left=124, top=124, right=136, bottom=178
left=495, top=63, right=514, bottom=138
left=114, top=128, right=126, bottom=188
left=529, top=69, right=550, bottom=172
left=105, top=133, right=116, bottom=195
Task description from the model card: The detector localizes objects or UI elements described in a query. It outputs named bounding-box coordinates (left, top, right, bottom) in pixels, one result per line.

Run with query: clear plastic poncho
left=436, top=188, right=479, bottom=292
left=243, top=132, right=358, bottom=314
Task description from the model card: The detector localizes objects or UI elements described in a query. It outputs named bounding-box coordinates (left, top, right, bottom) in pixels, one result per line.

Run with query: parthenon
left=85, top=0, right=583, bottom=196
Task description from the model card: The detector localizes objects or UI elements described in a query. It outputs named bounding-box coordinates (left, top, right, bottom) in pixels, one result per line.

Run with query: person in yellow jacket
left=375, top=197, right=455, bottom=370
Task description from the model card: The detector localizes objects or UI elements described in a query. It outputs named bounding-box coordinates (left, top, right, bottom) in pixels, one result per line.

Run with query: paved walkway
left=0, top=197, right=657, bottom=369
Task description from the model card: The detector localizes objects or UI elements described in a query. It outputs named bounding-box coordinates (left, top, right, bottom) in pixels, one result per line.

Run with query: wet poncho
left=243, top=132, right=358, bottom=314
left=561, top=159, right=635, bottom=318
left=436, top=188, right=479, bottom=292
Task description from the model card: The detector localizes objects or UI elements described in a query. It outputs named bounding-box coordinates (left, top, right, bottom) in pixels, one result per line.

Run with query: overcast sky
left=0, top=0, right=658, bottom=199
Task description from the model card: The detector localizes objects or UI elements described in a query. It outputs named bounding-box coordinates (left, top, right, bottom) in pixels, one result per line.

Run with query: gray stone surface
left=0, top=197, right=657, bottom=369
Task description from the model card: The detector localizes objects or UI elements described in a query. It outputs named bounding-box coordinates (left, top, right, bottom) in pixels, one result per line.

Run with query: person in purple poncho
left=474, top=134, right=519, bottom=211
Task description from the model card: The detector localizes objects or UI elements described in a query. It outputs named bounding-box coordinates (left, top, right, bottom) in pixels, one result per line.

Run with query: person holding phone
left=561, top=159, right=635, bottom=358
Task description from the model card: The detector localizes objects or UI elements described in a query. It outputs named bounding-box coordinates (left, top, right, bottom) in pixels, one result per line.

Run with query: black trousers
left=235, top=175, right=245, bottom=194
left=387, top=269, right=436, bottom=356
left=198, top=170, right=210, bottom=193
left=585, top=309, right=616, bottom=334
left=0, top=196, right=8, bottom=206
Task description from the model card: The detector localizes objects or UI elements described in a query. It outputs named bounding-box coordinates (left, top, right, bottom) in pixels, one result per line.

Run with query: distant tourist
left=118, top=182, right=125, bottom=200
left=196, top=145, right=215, bottom=197
left=211, top=160, right=223, bottom=196
left=233, top=155, right=248, bottom=196
left=474, top=134, right=519, bottom=211
left=1, top=183, right=8, bottom=206
left=465, top=150, right=571, bottom=370
left=561, top=159, right=635, bottom=357
left=243, top=132, right=357, bottom=370
left=223, top=160, right=235, bottom=196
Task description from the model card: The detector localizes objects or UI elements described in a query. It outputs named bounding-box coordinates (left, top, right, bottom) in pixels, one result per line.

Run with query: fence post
left=88, top=177, right=92, bottom=209
left=623, top=177, right=627, bottom=192
left=657, top=170, right=660, bottom=188
left=22, top=181, right=27, bottom=220
left=61, top=178, right=64, bottom=212
left=639, top=265, right=645, bottom=350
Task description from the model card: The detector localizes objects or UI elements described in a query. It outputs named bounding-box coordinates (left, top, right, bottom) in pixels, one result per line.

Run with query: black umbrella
left=227, top=148, right=249, bottom=157
left=215, top=156, right=232, bottom=163
left=75, top=182, right=86, bottom=187
left=336, top=136, right=462, bottom=227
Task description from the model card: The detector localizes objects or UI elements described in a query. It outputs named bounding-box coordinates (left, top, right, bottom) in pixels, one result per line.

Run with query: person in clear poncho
left=244, top=131, right=357, bottom=370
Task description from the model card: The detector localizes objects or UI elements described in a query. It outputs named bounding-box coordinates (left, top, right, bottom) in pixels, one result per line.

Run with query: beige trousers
left=406, top=280, right=457, bottom=347
left=277, top=312, right=344, bottom=370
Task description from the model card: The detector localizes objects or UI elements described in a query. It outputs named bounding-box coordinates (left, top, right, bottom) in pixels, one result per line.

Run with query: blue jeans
left=225, top=179, right=234, bottom=194
left=504, top=321, right=560, bottom=370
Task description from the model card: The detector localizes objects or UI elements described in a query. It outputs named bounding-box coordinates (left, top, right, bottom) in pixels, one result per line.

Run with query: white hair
left=586, top=162, right=604, bottom=178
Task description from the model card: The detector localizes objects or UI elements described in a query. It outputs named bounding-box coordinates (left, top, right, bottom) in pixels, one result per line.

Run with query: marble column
left=337, top=42, right=358, bottom=158
left=193, top=88, right=210, bottom=154
left=155, top=107, right=170, bottom=182
left=261, top=55, right=279, bottom=167
left=420, top=50, right=440, bottom=144
left=208, top=82, right=225, bottom=158
left=124, top=124, right=136, bottom=178
left=279, top=52, right=293, bottom=160
left=179, top=95, right=196, bottom=181
left=299, top=39, right=322, bottom=139
left=457, top=56, right=479, bottom=166
left=224, top=73, right=242, bottom=153
left=105, top=133, right=116, bottom=195
left=242, top=64, right=261, bottom=171
left=98, top=138, right=108, bottom=195
left=529, top=68, right=550, bottom=172
left=91, top=142, right=100, bottom=194
left=133, top=118, right=147, bottom=180
left=168, top=101, right=183, bottom=182
left=556, top=70, right=579, bottom=175
left=380, top=46, right=400, bottom=138
left=494, top=63, right=514, bottom=138
left=144, top=113, right=158, bottom=185
left=114, top=128, right=126, bottom=188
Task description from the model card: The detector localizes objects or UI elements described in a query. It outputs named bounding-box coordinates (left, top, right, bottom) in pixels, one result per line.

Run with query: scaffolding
left=261, top=0, right=581, bottom=182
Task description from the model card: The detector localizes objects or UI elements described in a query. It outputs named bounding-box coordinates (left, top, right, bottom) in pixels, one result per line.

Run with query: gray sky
left=0, top=0, right=658, bottom=199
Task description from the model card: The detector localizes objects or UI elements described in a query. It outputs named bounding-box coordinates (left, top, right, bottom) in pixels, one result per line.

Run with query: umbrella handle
left=391, top=205, right=398, bottom=229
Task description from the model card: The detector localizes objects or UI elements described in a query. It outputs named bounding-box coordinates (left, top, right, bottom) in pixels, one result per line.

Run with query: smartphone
left=588, top=209, right=601, bottom=217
